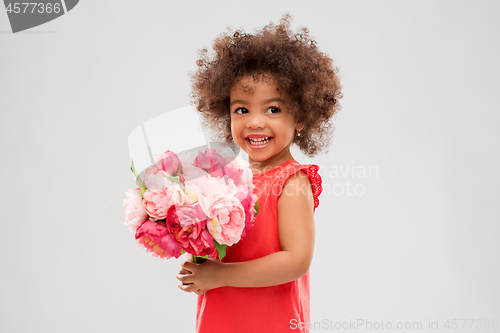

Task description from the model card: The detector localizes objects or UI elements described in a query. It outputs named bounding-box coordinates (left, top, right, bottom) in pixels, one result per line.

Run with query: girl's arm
left=177, top=170, right=315, bottom=293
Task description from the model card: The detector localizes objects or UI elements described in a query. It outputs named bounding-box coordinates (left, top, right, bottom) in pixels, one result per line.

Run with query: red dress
left=196, top=159, right=323, bottom=333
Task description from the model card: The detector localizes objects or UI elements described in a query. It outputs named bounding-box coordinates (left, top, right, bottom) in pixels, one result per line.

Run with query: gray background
left=1, top=1, right=499, bottom=332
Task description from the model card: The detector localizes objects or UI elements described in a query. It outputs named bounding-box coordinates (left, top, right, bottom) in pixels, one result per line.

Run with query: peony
left=123, top=188, right=148, bottom=233
left=234, top=185, right=258, bottom=238
left=212, top=162, right=243, bottom=184
left=194, top=148, right=228, bottom=173
left=215, top=146, right=237, bottom=161
left=143, top=185, right=185, bottom=220
left=141, top=151, right=183, bottom=190
left=233, top=156, right=254, bottom=186
left=166, top=205, right=215, bottom=257
left=199, top=192, right=246, bottom=246
left=183, top=181, right=203, bottom=205
left=125, top=146, right=259, bottom=261
left=153, top=150, right=182, bottom=176
left=135, top=221, right=183, bottom=259
left=193, top=174, right=237, bottom=198
left=179, top=150, right=208, bottom=181
left=208, top=247, right=219, bottom=259
left=143, top=169, right=171, bottom=190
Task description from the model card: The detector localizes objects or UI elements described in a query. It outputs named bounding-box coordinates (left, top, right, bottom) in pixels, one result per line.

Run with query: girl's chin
left=247, top=151, right=277, bottom=163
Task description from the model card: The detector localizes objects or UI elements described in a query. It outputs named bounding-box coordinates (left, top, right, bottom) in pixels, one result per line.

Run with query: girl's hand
left=176, top=257, right=225, bottom=295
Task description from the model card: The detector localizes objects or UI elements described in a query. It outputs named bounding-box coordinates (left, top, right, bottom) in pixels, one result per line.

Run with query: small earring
left=297, top=131, right=301, bottom=137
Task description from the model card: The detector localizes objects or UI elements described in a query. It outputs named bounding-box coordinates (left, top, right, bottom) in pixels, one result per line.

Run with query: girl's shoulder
left=276, top=160, right=323, bottom=211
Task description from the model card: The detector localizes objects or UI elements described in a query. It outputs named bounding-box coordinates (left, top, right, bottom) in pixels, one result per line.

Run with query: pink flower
left=234, top=185, right=257, bottom=238
left=199, top=192, right=246, bottom=246
left=179, top=150, right=208, bottom=181
left=143, top=186, right=184, bottom=220
left=212, top=162, right=243, bottom=184
left=123, top=189, right=148, bottom=233
left=135, top=221, right=183, bottom=259
left=142, top=151, right=182, bottom=190
left=154, top=150, right=182, bottom=176
left=208, top=247, right=219, bottom=260
left=184, top=181, right=203, bottom=205
left=166, top=205, right=215, bottom=257
left=143, top=169, right=170, bottom=190
left=232, top=156, right=254, bottom=186
left=193, top=174, right=237, bottom=197
left=215, top=146, right=237, bottom=161
left=194, top=148, right=228, bottom=173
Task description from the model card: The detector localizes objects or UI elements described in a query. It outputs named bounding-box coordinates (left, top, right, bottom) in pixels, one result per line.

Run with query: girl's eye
left=267, top=106, right=281, bottom=114
left=233, top=107, right=281, bottom=114
left=234, top=108, right=248, bottom=115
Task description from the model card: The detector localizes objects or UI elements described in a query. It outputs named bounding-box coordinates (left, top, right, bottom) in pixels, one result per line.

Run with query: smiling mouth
left=247, top=137, right=272, bottom=146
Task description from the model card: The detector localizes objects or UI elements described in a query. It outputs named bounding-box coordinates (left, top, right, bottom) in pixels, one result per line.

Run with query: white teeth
left=248, top=137, right=270, bottom=145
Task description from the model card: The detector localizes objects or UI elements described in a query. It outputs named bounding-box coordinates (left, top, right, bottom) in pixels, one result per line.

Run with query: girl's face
left=230, top=73, right=303, bottom=173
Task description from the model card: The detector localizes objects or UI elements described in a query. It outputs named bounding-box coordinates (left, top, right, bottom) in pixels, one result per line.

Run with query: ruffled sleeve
left=277, top=163, right=323, bottom=211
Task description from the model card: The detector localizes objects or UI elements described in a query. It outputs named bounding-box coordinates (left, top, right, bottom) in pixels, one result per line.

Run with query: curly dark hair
left=190, top=13, right=343, bottom=157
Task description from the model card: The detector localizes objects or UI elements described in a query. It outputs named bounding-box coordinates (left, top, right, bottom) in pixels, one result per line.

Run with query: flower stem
left=192, top=255, right=206, bottom=263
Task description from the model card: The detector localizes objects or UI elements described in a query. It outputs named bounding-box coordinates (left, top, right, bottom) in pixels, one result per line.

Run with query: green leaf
left=214, top=240, right=227, bottom=261
left=130, top=160, right=147, bottom=196
left=181, top=249, right=186, bottom=255
left=166, top=175, right=185, bottom=193
left=254, top=200, right=259, bottom=216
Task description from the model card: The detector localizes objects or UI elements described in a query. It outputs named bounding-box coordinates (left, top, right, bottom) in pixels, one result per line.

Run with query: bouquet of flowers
left=123, top=145, right=259, bottom=262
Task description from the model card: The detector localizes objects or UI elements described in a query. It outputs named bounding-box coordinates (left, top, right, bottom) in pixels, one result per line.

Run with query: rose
left=166, top=205, right=215, bottom=257
left=123, top=188, right=148, bottom=233
left=143, top=185, right=185, bottom=220
left=199, top=192, right=246, bottom=246
left=135, top=221, right=182, bottom=259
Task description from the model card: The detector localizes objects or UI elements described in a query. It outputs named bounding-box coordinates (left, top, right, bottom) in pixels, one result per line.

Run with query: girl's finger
left=178, top=267, right=191, bottom=275
left=176, top=273, right=194, bottom=284
left=178, top=284, right=192, bottom=292
left=181, top=261, right=195, bottom=270
left=179, top=283, right=199, bottom=293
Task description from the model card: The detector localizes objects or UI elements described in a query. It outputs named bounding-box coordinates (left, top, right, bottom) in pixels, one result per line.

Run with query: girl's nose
left=246, top=112, right=265, bottom=129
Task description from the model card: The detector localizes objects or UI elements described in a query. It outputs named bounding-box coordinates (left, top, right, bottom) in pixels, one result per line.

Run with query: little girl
left=176, top=13, right=342, bottom=333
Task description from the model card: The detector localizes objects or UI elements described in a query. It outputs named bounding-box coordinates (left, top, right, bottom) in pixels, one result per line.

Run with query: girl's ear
left=296, top=123, right=305, bottom=132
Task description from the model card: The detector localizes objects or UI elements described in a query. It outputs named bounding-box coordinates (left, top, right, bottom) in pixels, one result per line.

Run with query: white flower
left=123, top=189, right=148, bottom=233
